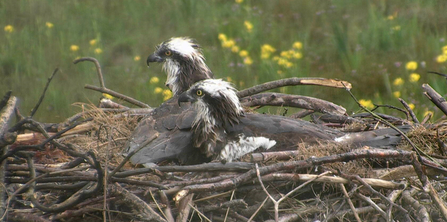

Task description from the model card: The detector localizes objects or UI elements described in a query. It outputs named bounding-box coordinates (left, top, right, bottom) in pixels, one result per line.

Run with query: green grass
left=1, top=0, right=447, bottom=122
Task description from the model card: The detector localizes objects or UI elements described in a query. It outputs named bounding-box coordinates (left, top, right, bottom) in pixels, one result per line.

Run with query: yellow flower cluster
left=235, top=0, right=243, bottom=3
left=393, top=91, right=401, bottom=98
left=393, top=77, right=404, bottom=86
left=4, top=25, right=13, bottom=33
left=436, top=45, right=447, bottom=63
left=45, top=22, right=53, bottom=28
left=102, top=93, right=114, bottom=100
left=261, top=44, right=276, bottom=59
left=94, top=48, right=102, bottom=54
left=134, top=56, right=141, bottom=61
left=70, top=45, right=79, bottom=52
left=270, top=41, right=303, bottom=69
left=162, top=89, right=173, bottom=101
left=154, top=87, right=163, bottom=94
left=405, top=61, right=417, bottom=70
left=150, top=76, right=160, bottom=84
left=409, top=73, right=420, bottom=82
left=244, top=21, right=253, bottom=33
left=218, top=33, right=253, bottom=66
left=359, top=99, right=374, bottom=110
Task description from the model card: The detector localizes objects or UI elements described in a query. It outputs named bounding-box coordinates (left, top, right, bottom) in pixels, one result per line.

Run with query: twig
left=402, top=190, right=430, bottom=222
left=398, top=98, right=419, bottom=123
left=237, top=77, right=352, bottom=98
left=247, top=196, right=268, bottom=222
left=411, top=153, right=447, bottom=220
left=30, top=68, right=58, bottom=117
left=422, top=83, right=447, bottom=116
left=176, top=193, right=194, bottom=222
left=355, top=193, right=387, bottom=219
left=74, top=57, right=150, bottom=108
left=110, top=183, right=166, bottom=222
left=0, top=91, right=12, bottom=111
left=340, top=183, right=362, bottom=222
left=159, top=190, right=175, bottom=222
left=188, top=203, right=212, bottom=222
left=240, top=93, right=346, bottom=115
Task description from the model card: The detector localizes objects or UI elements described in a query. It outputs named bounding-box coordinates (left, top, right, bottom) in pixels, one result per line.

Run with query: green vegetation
left=1, top=0, right=447, bottom=122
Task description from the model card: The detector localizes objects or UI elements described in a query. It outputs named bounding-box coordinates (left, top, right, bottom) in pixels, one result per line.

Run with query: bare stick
left=422, top=83, right=447, bottom=116
left=159, top=190, right=175, bottom=222
left=355, top=193, right=387, bottom=219
left=398, top=98, right=419, bottom=123
left=74, top=57, right=150, bottom=108
left=237, top=77, right=352, bottom=98
left=110, top=183, right=166, bottom=222
left=73, top=57, right=105, bottom=88
left=340, top=183, right=362, bottom=222
left=240, top=92, right=346, bottom=115
left=30, top=68, right=58, bottom=117
left=402, top=190, right=430, bottom=222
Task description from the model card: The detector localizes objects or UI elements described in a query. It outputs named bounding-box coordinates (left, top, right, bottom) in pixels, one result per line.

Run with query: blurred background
left=1, top=0, right=447, bottom=122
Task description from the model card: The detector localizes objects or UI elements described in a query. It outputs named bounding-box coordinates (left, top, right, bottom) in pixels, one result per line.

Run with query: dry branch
left=237, top=77, right=352, bottom=98
left=240, top=92, right=346, bottom=115
left=422, top=83, right=447, bottom=116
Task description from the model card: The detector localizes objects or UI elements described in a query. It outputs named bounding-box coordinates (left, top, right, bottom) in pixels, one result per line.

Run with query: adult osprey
left=176, top=79, right=343, bottom=162
left=124, top=37, right=214, bottom=165
left=146, top=37, right=214, bottom=96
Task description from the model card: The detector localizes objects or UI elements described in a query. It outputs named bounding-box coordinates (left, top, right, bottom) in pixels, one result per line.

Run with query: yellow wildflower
left=70, top=45, right=79, bottom=52
left=408, top=103, right=415, bottom=110
left=134, top=56, right=141, bottom=61
left=442, top=45, right=447, bottom=55
left=102, top=93, right=114, bottom=100
left=243, top=57, right=253, bottom=65
left=277, top=58, right=289, bottom=66
left=154, top=87, right=163, bottom=94
left=45, top=22, right=53, bottom=28
left=393, top=77, right=404, bottom=86
left=90, top=39, right=97, bottom=46
left=392, top=26, right=401, bottom=31
left=292, top=41, right=303, bottom=49
left=292, top=51, right=303, bottom=59
left=231, top=46, right=240, bottom=53
left=218, top=33, right=227, bottom=42
left=436, top=55, right=447, bottom=63
left=239, top=81, right=245, bottom=87
left=409, top=73, right=420, bottom=82
left=272, top=56, right=280, bottom=61
left=277, top=70, right=283, bottom=75
left=239, top=50, right=249, bottom=57
left=359, top=99, right=374, bottom=110
left=222, top=39, right=235, bottom=48
left=387, top=15, right=395, bottom=20
left=244, top=21, right=253, bottom=33
left=423, top=110, right=433, bottom=117
left=393, top=91, right=401, bottom=98
left=280, top=51, right=292, bottom=59
left=405, top=61, right=418, bottom=70
left=94, top=48, right=103, bottom=54
left=235, top=0, right=243, bottom=3
left=226, top=76, right=232, bottom=82
left=4, top=25, right=13, bottom=33
left=261, top=44, right=276, bottom=59
left=150, top=77, right=160, bottom=84
left=162, top=89, right=173, bottom=101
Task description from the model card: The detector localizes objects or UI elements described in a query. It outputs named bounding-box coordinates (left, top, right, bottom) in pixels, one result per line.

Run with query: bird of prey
left=146, top=37, right=214, bottom=96
left=124, top=37, right=215, bottom=165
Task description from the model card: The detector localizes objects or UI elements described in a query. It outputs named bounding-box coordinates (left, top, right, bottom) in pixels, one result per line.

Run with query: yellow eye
left=165, top=50, right=172, bottom=56
left=196, top=90, right=203, bottom=96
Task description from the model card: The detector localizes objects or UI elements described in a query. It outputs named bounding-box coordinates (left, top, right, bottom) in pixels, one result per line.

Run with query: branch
left=422, top=83, right=447, bottom=116
left=240, top=92, right=346, bottom=115
left=74, top=57, right=150, bottom=108
left=30, top=68, right=58, bottom=117
left=237, top=77, right=352, bottom=98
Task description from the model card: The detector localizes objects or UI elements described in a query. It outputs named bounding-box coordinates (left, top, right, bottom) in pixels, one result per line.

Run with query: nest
left=1, top=58, right=447, bottom=222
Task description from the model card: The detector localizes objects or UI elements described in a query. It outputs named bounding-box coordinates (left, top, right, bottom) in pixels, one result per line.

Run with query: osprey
left=147, top=37, right=214, bottom=96
left=124, top=37, right=214, bottom=165
left=177, top=79, right=342, bottom=162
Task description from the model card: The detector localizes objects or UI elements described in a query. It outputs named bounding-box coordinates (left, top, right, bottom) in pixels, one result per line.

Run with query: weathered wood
left=422, top=83, right=447, bottom=116
left=240, top=92, right=346, bottom=115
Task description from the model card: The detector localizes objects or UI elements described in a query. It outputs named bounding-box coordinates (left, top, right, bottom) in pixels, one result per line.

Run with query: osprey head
left=178, top=79, right=243, bottom=126
left=147, top=37, right=214, bottom=95
left=147, top=37, right=201, bottom=66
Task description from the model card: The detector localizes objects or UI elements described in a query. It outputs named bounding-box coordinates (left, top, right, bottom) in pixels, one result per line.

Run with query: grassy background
left=1, top=0, right=447, bottom=122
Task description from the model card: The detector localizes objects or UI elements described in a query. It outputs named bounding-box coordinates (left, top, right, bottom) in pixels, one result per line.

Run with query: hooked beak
left=178, top=92, right=196, bottom=107
left=146, top=53, right=164, bottom=66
